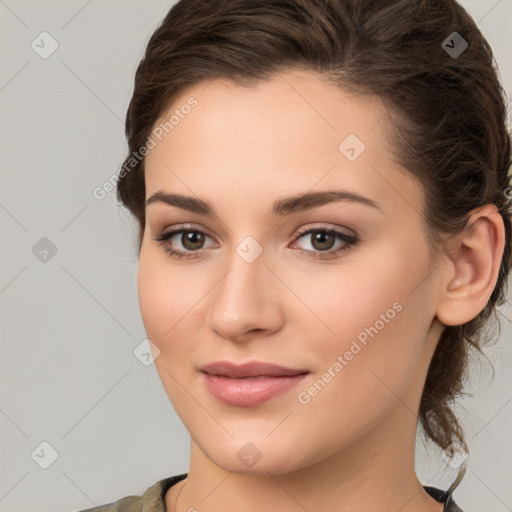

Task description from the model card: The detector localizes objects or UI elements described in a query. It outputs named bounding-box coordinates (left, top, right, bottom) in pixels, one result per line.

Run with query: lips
left=199, top=361, right=309, bottom=406
left=199, top=360, right=308, bottom=378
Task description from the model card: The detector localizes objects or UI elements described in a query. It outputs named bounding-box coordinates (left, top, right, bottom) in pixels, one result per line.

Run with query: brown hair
left=117, top=0, right=512, bottom=456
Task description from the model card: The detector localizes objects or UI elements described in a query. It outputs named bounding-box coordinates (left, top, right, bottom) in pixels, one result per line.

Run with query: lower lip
left=202, top=372, right=309, bottom=407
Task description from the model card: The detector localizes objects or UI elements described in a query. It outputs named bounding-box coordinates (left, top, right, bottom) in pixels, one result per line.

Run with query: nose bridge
left=207, top=234, right=281, bottom=339
left=216, top=234, right=269, bottom=307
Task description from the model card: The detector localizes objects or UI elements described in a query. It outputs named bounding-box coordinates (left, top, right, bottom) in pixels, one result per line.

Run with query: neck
left=167, top=405, right=443, bottom=512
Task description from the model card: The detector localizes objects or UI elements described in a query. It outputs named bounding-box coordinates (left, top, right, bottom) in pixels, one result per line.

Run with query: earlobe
left=436, top=204, right=505, bottom=327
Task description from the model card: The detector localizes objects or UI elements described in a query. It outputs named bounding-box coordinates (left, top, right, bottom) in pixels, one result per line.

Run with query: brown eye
left=309, top=230, right=337, bottom=251
left=152, top=226, right=215, bottom=259
left=291, top=226, right=358, bottom=260
left=180, top=230, right=206, bottom=250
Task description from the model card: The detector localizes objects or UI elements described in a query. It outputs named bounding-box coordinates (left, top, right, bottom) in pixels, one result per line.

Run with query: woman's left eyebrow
left=145, top=189, right=382, bottom=217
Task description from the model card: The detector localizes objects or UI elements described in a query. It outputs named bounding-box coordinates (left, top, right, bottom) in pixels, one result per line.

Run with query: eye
left=290, top=226, right=357, bottom=260
left=152, top=225, right=216, bottom=260
left=152, top=224, right=358, bottom=260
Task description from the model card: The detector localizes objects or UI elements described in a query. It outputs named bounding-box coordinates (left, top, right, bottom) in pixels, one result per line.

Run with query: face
left=138, top=69, right=444, bottom=475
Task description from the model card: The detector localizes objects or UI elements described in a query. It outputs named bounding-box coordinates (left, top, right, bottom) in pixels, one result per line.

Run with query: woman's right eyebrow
left=145, top=189, right=383, bottom=217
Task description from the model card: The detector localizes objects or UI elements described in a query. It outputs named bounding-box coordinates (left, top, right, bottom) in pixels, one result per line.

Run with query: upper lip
left=200, top=361, right=309, bottom=378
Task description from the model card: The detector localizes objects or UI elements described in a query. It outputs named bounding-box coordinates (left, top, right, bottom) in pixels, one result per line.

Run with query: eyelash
left=152, top=224, right=358, bottom=261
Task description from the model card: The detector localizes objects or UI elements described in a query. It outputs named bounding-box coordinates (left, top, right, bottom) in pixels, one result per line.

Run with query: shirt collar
left=143, top=474, right=461, bottom=512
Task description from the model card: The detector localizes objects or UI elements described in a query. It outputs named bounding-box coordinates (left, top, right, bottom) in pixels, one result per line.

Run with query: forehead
left=144, top=70, right=425, bottom=220
left=151, top=69, right=389, bottom=148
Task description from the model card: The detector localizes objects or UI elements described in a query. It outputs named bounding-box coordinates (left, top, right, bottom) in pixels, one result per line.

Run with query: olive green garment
left=75, top=473, right=463, bottom=512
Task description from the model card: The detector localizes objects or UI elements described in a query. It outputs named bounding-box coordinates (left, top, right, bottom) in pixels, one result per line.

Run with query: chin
left=193, top=432, right=319, bottom=476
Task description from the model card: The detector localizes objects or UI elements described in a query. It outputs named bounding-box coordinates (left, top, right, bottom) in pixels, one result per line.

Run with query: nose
left=206, top=243, right=284, bottom=343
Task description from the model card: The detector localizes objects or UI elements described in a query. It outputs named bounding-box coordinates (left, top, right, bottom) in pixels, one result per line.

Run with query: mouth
left=199, top=360, right=308, bottom=378
left=199, top=360, right=309, bottom=406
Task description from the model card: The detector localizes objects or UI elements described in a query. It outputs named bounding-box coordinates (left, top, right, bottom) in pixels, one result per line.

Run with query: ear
left=436, top=204, right=505, bottom=326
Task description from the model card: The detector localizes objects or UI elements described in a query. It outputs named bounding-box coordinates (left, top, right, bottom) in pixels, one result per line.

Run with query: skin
left=136, top=69, right=505, bottom=512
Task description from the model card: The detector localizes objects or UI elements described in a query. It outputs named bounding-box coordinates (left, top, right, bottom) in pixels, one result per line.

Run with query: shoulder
left=77, top=495, right=141, bottom=512
left=73, top=473, right=187, bottom=512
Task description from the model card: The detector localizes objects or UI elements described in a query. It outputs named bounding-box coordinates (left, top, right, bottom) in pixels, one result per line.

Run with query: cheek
left=137, top=249, right=195, bottom=352
left=290, top=245, right=421, bottom=349
left=137, top=251, right=200, bottom=407
left=292, top=240, right=433, bottom=403
left=137, top=260, right=170, bottom=344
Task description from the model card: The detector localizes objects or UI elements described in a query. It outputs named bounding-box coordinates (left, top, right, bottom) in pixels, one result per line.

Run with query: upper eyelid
left=158, top=222, right=354, bottom=240
left=155, top=224, right=356, bottom=253
left=158, top=224, right=216, bottom=242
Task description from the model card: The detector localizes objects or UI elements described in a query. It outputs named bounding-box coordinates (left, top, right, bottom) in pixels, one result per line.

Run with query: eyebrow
left=145, top=189, right=381, bottom=217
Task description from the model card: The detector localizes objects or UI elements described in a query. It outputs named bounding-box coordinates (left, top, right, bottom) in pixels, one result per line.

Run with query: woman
left=79, top=0, right=511, bottom=511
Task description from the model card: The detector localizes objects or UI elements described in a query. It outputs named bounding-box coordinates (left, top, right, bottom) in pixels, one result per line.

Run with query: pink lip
left=199, top=360, right=308, bottom=378
left=199, top=361, right=309, bottom=406
left=202, top=373, right=308, bottom=406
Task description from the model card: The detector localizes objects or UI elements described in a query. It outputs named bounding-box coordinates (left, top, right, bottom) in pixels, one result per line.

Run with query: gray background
left=0, top=1, right=511, bottom=511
